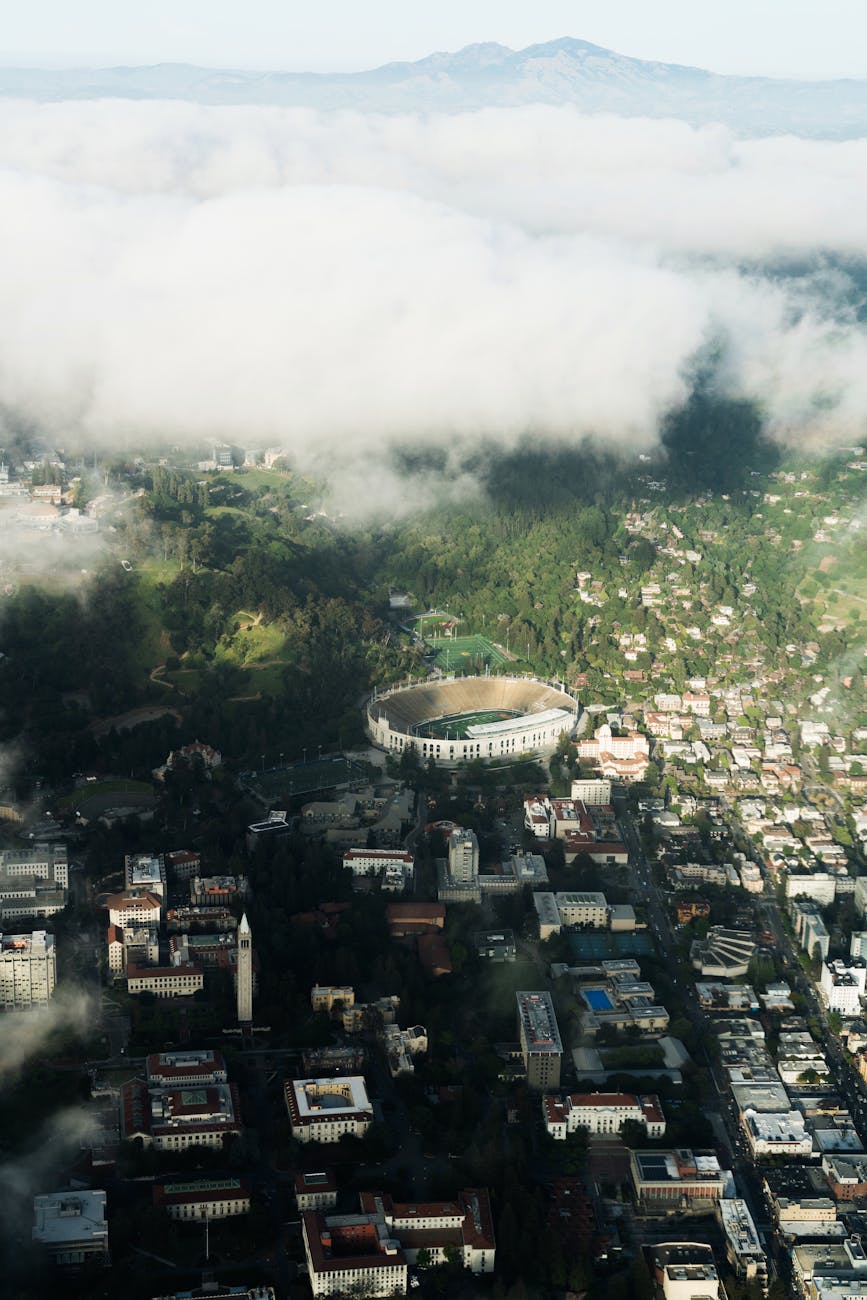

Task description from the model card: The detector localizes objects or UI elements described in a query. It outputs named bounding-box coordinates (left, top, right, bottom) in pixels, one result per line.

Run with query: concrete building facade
left=0, top=930, right=56, bottom=1008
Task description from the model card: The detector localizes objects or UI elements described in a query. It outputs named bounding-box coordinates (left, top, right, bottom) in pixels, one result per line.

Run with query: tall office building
left=0, top=930, right=56, bottom=1009
left=517, top=990, right=563, bottom=1090
left=237, top=912, right=253, bottom=1025
left=448, top=830, right=479, bottom=883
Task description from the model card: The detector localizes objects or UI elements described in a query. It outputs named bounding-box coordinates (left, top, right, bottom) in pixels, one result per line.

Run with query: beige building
left=126, top=962, right=203, bottom=998
left=0, top=930, right=56, bottom=1008
left=295, top=1170, right=338, bottom=1211
left=107, top=890, right=162, bottom=928
left=285, top=1076, right=373, bottom=1144
left=154, top=1177, right=251, bottom=1220
left=310, top=986, right=356, bottom=1015
left=517, top=991, right=562, bottom=1090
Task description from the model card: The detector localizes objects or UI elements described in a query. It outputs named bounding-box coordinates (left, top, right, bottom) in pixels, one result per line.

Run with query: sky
left=4, top=0, right=867, bottom=81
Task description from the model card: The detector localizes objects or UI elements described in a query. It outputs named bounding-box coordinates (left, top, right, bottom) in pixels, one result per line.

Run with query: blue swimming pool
left=583, top=988, right=615, bottom=1011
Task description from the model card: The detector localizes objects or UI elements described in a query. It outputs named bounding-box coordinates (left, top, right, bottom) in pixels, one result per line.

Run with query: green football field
left=427, top=634, right=510, bottom=672
left=422, top=709, right=520, bottom=739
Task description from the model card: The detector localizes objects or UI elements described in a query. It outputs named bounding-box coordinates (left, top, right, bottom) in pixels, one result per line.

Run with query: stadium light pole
left=261, top=754, right=265, bottom=773
left=303, top=747, right=307, bottom=765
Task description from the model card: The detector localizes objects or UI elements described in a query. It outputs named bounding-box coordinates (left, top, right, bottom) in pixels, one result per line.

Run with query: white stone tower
left=237, top=912, right=253, bottom=1025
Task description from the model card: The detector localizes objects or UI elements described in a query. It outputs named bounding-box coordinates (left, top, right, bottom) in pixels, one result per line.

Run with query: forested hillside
left=0, top=422, right=864, bottom=788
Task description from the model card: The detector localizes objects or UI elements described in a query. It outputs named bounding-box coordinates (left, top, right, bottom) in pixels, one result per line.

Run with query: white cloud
left=0, top=987, right=98, bottom=1080
left=0, top=98, right=866, bottom=495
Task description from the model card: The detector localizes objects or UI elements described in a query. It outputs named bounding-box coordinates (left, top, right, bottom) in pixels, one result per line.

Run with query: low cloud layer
left=1, top=99, right=867, bottom=497
left=0, top=987, right=98, bottom=1080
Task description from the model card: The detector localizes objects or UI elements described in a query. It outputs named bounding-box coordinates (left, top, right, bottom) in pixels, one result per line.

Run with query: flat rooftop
left=516, top=991, right=563, bottom=1054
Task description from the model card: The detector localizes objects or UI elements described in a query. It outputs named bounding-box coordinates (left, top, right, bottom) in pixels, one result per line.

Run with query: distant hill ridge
left=3, top=37, right=867, bottom=136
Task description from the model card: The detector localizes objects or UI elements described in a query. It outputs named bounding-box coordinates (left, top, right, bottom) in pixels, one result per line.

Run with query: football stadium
left=366, top=675, right=580, bottom=768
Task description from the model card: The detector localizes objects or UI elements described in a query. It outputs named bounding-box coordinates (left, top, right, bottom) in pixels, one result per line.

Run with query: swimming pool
left=583, top=988, right=615, bottom=1011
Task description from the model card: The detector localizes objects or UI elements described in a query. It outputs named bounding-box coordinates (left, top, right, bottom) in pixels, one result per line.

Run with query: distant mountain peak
left=0, top=38, right=865, bottom=137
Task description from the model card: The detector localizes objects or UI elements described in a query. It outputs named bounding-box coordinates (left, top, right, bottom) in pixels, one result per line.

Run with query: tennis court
left=569, top=932, right=656, bottom=960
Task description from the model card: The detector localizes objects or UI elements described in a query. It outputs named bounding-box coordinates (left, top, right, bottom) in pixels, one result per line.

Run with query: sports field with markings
left=427, top=634, right=510, bottom=672
left=420, top=709, right=521, bottom=739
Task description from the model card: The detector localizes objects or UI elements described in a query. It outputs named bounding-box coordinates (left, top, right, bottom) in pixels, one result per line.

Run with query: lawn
left=215, top=614, right=288, bottom=668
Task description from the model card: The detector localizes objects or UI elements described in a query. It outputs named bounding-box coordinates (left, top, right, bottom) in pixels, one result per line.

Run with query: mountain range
left=2, top=37, right=867, bottom=136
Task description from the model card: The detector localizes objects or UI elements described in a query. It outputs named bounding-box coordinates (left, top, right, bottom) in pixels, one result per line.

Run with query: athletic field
left=421, top=709, right=520, bottom=740
left=427, top=634, right=510, bottom=672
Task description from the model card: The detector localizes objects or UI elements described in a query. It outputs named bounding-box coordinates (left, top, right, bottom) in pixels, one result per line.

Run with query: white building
left=106, top=890, right=162, bottom=928
left=570, top=778, right=612, bottom=805
left=32, top=1190, right=108, bottom=1266
left=660, top=1261, right=720, bottom=1300
left=0, top=930, right=56, bottom=1008
left=554, top=891, right=609, bottom=927
left=821, top=959, right=867, bottom=1015
left=786, top=872, right=838, bottom=906
left=343, top=848, right=414, bottom=888
left=741, top=1109, right=813, bottom=1158
left=543, top=1092, right=665, bottom=1140
left=285, top=1076, right=373, bottom=1144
